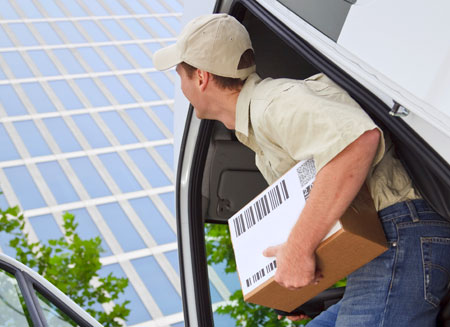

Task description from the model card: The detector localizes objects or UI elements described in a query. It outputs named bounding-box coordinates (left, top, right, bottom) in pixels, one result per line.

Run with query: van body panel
left=176, top=0, right=450, bottom=325
left=256, top=0, right=450, bottom=162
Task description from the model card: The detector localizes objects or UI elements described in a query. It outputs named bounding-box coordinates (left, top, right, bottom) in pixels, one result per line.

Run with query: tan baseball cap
left=153, top=14, right=255, bottom=79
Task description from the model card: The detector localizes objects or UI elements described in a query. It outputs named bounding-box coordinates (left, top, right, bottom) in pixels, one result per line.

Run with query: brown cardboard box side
left=243, top=185, right=388, bottom=312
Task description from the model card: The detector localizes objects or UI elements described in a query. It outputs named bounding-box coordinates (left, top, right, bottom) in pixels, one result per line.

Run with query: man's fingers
left=263, top=244, right=280, bottom=257
left=313, top=270, right=324, bottom=284
left=287, top=314, right=309, bottom=321
left=276, top=269, right=323, bottom=290
left=278, top=314, right=309, bottom=321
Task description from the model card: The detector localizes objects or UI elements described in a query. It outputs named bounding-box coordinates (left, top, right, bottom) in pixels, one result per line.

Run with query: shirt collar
left=235, top=73, right=262, bottom=138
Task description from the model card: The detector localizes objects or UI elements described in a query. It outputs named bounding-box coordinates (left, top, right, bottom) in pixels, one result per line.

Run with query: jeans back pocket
left=422, top=237, right=450, bottom=307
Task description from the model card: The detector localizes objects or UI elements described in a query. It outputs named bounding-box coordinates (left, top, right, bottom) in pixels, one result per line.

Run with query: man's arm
left=264, top=128, right=381, bottom=290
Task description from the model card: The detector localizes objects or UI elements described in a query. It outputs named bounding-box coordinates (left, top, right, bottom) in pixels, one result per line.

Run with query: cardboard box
left=228, top=159, right=388, bottom=312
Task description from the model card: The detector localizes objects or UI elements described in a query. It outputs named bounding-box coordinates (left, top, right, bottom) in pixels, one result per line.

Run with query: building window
left=1, top=1, right=20, bottom=19
left=129, top=197, right=176, bottom=245
left=0, top=84, right=28, bottom=116
left=99, top=20, right=131, bottom=40
left=15, top=0, right=43, bottom=19
left=164, top=0, right=183, bottom=12
left=152, top=105, right=174, bottom=132
left=127, top=148, right=171, bottom=187
left=33, top=22, right=63, bottom=45
left=74, top=78, right=111, bottom=107
left=80, top=1, right=108, bottom=16
left=14, top=120, right=52, bottom=157
left=148, top=72, right=174, bottom=98
left=79, top=21, right=109, bottom=42
left=72, top=114, right=111, bottom=148
left=42, top=117, right=82, bottom=152
left=60, top=0, right=88, bottom=17
left=99, top=111, right=138, bottom=145
left=8, top=23, right=39, bottom=46
left=4, top=165, right=46, bottom=210
left=159, top=192, right=175, bottom=216
left=68, top=156, right=111, bottom=198
left=142, top=18, right=172, bottom=38
left=100, top=45, right=133, bottom=70
left=145, top=0, right=169, bottom=14
left=99, top=263, right=152, bottom=325
left=100, top=75, right=135, bottom=104
left=155, top=144, right=174, bottom=168
left=122, top=44, right=153, bottom=68
left=21, top=82, right=57, bottom=113
left=98, top=152, right=141, bottom=192
left=0, top=124, right=20, bottom=161
left=1, top=52, right=33, bottom=79
left=163, top=16, right=182, bottom=34
left=132, top=255, right=182, bottom=315
left=52, top=49, right=85, bottom=74
left=97, top=202, right=146, bottom=252
left=0, top=26, right=13, bottom=47
left=76, top=47, right=109, bottom=72
left=67, top=208, right=113, bottom=256
left=37, top=161, right=80, bottom=204
left=48, top=80, right=83, bottom=110
left=29, top=214, right=63, bottom=244
left=28, top=50, right=60, bottom=76
left=124, top=73, right=159, bottom=102
left=103, top=0, right=129, bottom=16
left=39, top=1, right=65, bottom=17
left=121, top=19, right=151, bottom=39
left=125, top=108, right=165, bottom=141
left=56, top=21, right=87, bottom=43
left=126, top=0, right=150, bottom=14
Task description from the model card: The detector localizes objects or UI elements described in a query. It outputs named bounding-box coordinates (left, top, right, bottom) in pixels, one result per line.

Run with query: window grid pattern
left=0, top=1, right=226, bottom=326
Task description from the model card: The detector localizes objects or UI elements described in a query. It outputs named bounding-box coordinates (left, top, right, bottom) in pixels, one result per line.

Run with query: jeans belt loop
left=406, top=200, right=420, bottom=222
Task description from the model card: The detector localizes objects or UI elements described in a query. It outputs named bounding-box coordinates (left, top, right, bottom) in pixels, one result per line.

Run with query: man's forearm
left=264, top=128, right=381, bottom=290
left=288, top=128, right=381, bottom=257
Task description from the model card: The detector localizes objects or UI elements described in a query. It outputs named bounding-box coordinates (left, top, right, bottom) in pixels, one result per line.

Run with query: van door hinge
left=389, top=102, right=410, bottom=118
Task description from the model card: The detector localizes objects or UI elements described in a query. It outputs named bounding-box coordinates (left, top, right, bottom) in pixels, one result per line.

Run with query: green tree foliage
left=205, top=223, right=309, bottom=327
left=0, top=203, right=130, bottom=327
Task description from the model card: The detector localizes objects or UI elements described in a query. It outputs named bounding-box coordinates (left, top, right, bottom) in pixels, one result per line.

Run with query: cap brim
left=153, top=44, right=181, bottom=71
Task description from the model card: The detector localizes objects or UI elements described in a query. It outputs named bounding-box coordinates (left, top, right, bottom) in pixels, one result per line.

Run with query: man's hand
left=262, top=129, right=381, bottom=291
left=278, top=313, right=310, bottom=321
left=263, top=242, right=322, bottom=291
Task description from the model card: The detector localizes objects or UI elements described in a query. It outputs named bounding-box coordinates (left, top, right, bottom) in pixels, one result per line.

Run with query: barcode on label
left=245, top=260, right=277, bottom=288
left=303, top=184, right=313, bottom=200
left=265, top=259, right=277, bottom=274
left=246, top=268, right=265, bottom=288
left=232, top=179, right=289, bottom=238
left=296, top=159, right=316, bottom=187
left=268, top=179, right=289, bottom=210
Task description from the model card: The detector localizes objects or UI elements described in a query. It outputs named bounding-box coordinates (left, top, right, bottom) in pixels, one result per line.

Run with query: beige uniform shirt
left=235, top=73, right=421, bottom=211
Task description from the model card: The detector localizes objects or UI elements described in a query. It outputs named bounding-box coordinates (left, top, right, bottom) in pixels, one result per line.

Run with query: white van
left=176, top=0, right=450, bottom=326
left=0, top=253, right=102, bottom=327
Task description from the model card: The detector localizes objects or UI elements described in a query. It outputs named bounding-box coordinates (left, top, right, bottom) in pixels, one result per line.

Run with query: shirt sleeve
left=260, top=83, right=385, bottom=173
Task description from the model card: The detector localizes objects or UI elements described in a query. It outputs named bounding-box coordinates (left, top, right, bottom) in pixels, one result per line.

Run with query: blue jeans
left=308, top=200, right=450, bottom=327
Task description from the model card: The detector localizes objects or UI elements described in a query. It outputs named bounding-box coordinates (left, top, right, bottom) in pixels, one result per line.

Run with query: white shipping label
left=228, top=159, right=341, bottom=295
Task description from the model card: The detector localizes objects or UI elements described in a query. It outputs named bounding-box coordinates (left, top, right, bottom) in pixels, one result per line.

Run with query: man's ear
left=196, top=69, right=210, bottom=91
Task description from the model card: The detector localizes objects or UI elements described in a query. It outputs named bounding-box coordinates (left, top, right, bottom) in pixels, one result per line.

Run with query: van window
left=277, top=0, right=352, bottom=41
left=35, top=291, right=79, bottom=327
left=0, top=269, right=33, bottom=326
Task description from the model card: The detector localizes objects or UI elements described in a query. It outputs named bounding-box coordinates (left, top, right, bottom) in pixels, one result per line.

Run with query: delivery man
left=153, top=14, right=450, bottom=327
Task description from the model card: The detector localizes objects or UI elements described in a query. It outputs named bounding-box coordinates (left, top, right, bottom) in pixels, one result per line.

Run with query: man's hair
left=180, top=49, right=255, bottom=91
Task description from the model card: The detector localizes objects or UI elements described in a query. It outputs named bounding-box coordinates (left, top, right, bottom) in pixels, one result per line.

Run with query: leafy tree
left=206, top=223, right=308, bottom=327
left=0, top=203, right=130, bottom=327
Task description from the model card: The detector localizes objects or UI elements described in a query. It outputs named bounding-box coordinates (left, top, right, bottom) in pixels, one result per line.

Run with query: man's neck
left=208, top=87, right=241, bottom=130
